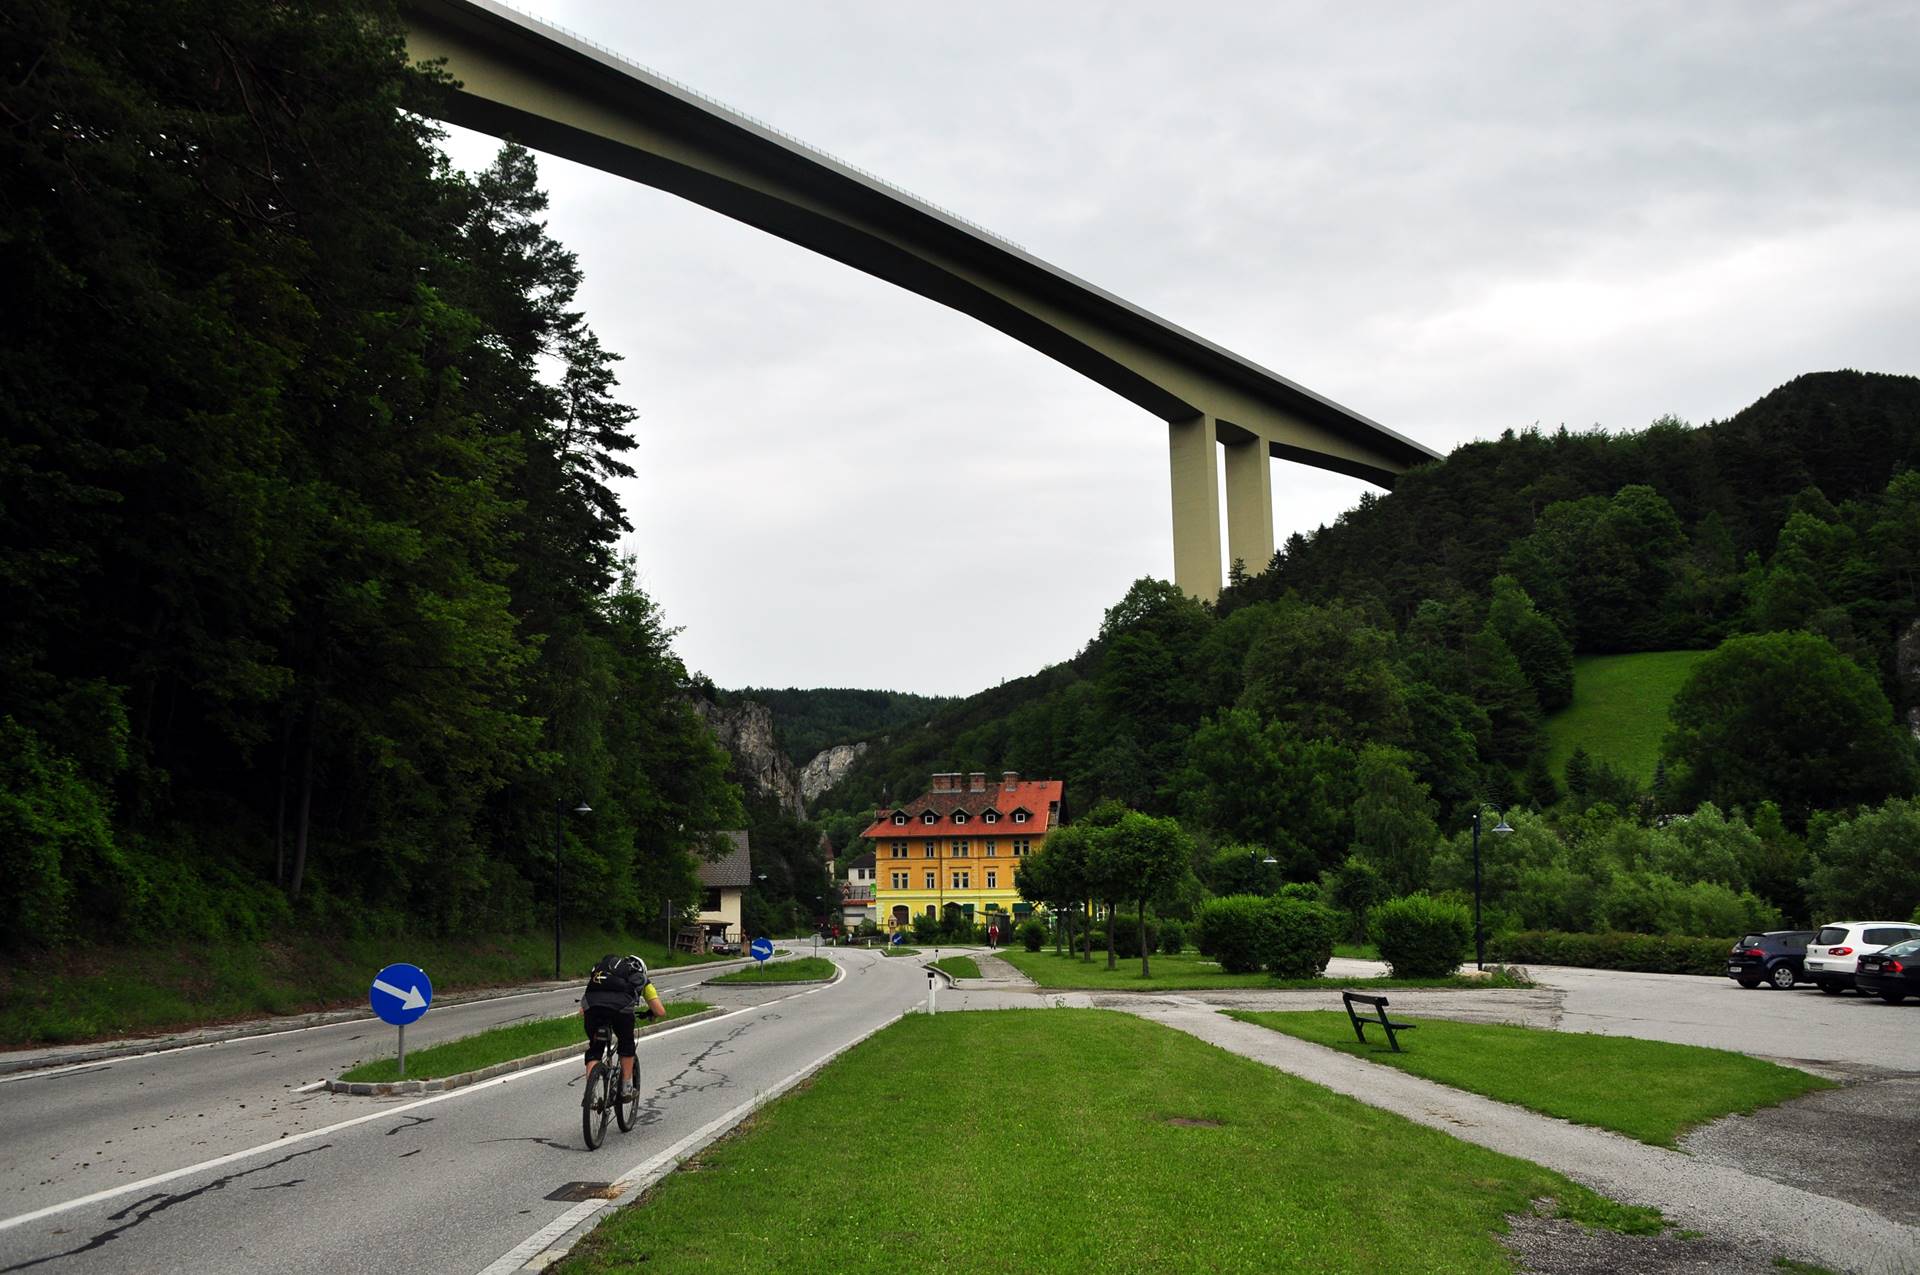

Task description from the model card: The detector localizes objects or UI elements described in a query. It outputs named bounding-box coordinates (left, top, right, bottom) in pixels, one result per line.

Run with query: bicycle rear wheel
left=614, top=1062, right=640, bottom=1132
left=582, top=1060, right=611, bottom=1150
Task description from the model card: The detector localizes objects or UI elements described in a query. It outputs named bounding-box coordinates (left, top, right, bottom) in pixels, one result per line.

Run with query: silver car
left=1803, top=921, right=1920, bottom=994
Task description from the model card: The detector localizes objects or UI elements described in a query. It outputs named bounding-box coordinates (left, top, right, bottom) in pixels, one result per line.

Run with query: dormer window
left=953, top=811, right=968, bottom=825
left=983, top=811, right=998, bottom=824
left=893, top=813, right=907, bottom=825
left=1013, top=811, right=1028, bottom=824
left=923, top=812, right=937, bottom=825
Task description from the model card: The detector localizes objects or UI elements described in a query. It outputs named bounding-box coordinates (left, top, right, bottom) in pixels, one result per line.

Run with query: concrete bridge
left=401, top=0, right=1440, bottom=600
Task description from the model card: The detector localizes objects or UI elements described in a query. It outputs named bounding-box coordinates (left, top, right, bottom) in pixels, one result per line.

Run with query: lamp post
left=1470, top=807, right=1514, bottom=970
left=555, top=800, right=592, bottom=979
left=1248, top=849, right=1278, bottom=891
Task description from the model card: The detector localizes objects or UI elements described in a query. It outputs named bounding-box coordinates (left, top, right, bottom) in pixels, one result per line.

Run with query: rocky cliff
left=693, top=698, right=865, bottom=815
left=800, top=741, right=868, bottom=803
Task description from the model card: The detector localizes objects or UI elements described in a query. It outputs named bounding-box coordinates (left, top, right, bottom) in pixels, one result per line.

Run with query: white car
left=1803, top=921, right=1920, bottom=994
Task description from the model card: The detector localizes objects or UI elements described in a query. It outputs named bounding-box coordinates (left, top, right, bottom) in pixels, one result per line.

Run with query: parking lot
left=1533, top=964, right=1915, bottom=1070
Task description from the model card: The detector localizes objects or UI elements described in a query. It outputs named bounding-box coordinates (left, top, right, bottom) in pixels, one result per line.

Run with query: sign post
left=927, top=969, right=937, bottom=1015
left=749, top=936, right=774, bottom=964
left=369, top=962, right=433, bottom=1078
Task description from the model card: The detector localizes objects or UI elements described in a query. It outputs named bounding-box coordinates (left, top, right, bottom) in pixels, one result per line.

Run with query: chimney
left=968, top=772, right=986, bottom=793
left=931, top=773, right=953, bottom=793
left=1002, top=771, right=1020, bottom=791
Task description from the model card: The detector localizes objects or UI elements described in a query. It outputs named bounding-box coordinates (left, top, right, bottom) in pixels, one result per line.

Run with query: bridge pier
left=1224, top=434, right=1275, bottom=582
left=1169, top=414, right=1223, bottom=601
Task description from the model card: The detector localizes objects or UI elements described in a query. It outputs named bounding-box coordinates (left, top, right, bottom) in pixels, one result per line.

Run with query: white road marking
left=0, top=964, right=734, bottom=1085
left=0, top=971, right=840, bottom=1236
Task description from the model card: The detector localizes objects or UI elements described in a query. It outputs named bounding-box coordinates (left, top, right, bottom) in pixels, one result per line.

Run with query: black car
left=1726, top=930, right=1816, bottom=989
left=1855, top=937, right=1920, bottom=1004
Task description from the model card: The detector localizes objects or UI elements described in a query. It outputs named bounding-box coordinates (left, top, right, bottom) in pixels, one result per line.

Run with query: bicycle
left=581, top=1025, right=641, bottom=1150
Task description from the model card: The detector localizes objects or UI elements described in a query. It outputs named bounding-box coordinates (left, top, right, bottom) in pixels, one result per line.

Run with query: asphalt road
left=0, top=948, right=932, bottom=1275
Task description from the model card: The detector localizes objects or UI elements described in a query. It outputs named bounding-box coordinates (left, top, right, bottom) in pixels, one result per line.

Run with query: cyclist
left=580, top=953, right=666, bottom=1090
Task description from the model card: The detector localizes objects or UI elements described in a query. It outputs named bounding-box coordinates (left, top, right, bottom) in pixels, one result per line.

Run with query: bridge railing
left=482, top=1, right=1030, bottom=254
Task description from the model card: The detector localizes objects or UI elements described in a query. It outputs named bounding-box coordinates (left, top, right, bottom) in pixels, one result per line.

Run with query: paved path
left=1120, top=1000, right=1919, bottom=1275
left=0, top=949, right=934, bottom=1275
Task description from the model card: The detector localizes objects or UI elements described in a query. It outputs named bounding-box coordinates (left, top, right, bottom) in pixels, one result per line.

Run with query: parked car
left=707, top=937, right=737, bottom=956
left=1725, top=930, right=1816, bottom=989
left=1803, top=921, right=1920, bottom=993
left=1854, top=937, right=1920, bottom=1005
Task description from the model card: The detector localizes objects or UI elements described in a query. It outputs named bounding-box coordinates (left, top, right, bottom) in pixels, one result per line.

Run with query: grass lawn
left=929, top=956, right=982, bottom=979
left=879, top=947, right=921, bottom=958
left=1545, top=650, right=1708, bottom=784
left=0, top=927, right=727, bottom=1047
left=1000, top=948, right=1530, bottom=993
left=1333, top=942, right=1380, bottom=960
left=707, top=957, right=836, bottom=984
left=337, top=1001, right=713, bottom=1083
left=1230, top=1010, right=1831, bottom=1147
left=559, top=1010, right=1660, bottom=1275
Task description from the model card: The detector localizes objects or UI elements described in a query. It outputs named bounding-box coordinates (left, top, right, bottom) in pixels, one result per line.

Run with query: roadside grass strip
left=928, top=956, right=982, bottom=979
left=879, top=947, right=921, bottom=957
left=1000, top=948, right=1532, bottom=992
left=558, top=1010, right=1659, bottom=1275
left=337, top=1002, right=712, bottom=1083
left=1230, top=1010, right=1833, bottom=1147
left=706, top=957, right=836, bottom=985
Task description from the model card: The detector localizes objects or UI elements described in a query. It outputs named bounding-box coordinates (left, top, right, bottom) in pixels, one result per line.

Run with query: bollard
left=927, top=969, right=937, bottom=1016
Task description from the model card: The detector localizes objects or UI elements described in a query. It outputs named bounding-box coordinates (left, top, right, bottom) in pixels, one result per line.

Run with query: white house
left=697, top=831, right=751, bottom=946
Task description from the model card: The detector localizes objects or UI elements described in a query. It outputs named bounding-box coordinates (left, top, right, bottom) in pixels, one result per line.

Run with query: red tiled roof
left=859, top=779, right=1064, bottom=840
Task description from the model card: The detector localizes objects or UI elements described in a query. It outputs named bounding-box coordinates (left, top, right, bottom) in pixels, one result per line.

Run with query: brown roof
left=848, top=849, right=876, bottom=872
left=859, top=779, right=1064, bottom=840
left=696, top=831, right=752, bottom=888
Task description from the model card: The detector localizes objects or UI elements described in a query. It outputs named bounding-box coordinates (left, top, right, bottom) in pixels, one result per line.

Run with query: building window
left=986, top=870, right=998, bottom=889
left=891, top=840, right=907, bottom=858
left=891, top=872, right=908, bottom=889
left=984, top=811, right=998, bottom=824
left=702, top=887, right=722, bottom=911
left=985, top=840, right=997, bottom=857
left=893, top=813, right=907, bottom=825
left=1012, top=838, right=1031, bottom=856
left=952, top=872, right=969, bottom=889
left=924, top=872, right=935, bottom=889
left=953, top=840, right=968, bottom=857
left=923, top=812, right=937, bottom=824
left=924, top=841, right=936, bottom=858
left=953, top=811, right=967, bottom=824
left=1014, top=811, right=1028, bottom=824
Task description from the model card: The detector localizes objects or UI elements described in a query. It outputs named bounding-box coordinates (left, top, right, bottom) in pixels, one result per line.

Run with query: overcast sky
left=434, top=1, right=1920, bottom=698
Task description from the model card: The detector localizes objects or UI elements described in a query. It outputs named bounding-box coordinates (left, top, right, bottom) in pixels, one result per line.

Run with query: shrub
left=1194, top=895, right=1336, bottom=977
left=1194, top=895, right=1271, bottom=974
left=1264, top=898, right=1337, bottom=979
left=1158, top=919, right=1185, bottom=954
left=1019, top=920, right=1047, bottom=951
left=1109, top=918, right=1159, bottom=959
left=1487, top=930, right=1735, bottom=976
left=910, top=912, right=941, bottom=943
left=1371, top=894, right=1471, bottom=979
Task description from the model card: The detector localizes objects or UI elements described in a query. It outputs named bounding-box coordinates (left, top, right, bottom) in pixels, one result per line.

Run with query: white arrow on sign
left=371, top=978, right=427, bottom=1011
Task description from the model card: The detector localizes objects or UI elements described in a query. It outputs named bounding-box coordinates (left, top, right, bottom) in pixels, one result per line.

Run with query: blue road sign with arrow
left=369, top=962, right=433, bottom=1026
left=750, top=937, right=774, bottom=963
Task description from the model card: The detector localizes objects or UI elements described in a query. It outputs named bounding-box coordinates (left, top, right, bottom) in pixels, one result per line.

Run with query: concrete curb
left=703, top=978, right=835, bottom=988
left=323, top=1007, right=728, bottom=1096
left=0, top=958, right=758, bottom=1078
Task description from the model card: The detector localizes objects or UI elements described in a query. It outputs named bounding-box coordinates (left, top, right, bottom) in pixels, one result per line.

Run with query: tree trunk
left=273, top=705, right=294, bottom=888
left=1106, top=903, right=1116, bottom=970
left=1139, top=900, right=1150, bottom=978
left=288, top=699, right=317, bottom=901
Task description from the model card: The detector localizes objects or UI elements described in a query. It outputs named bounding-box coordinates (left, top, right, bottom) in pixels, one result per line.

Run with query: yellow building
left=861, top=771, right=1064, bottom=936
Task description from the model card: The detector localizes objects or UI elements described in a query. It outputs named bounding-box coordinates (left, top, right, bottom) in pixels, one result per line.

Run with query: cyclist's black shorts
left=583, top=1006, right=636, bottom=1062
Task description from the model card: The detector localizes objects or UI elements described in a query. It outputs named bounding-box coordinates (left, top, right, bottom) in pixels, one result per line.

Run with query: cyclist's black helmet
left=616, top=953, right=648, bottom=979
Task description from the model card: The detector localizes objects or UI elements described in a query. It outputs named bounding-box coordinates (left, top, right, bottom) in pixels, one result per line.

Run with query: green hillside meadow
left=1545, top=651, right=1709, bottom=784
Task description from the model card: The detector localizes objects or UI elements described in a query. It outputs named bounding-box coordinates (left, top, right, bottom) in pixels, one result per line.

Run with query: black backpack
left=588, top=954, right=636, bottom=996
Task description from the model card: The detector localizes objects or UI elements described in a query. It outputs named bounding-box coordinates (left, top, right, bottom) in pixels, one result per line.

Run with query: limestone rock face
left=692, top=698, right=804, bottom=817
left=1899, top=620, right=1920, bottom=738
left=800, top=742, right=868, bottom=803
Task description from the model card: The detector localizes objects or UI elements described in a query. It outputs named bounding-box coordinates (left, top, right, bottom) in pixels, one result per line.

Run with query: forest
left=819, top=371, right=1920, bottom=937
left=1, top=0, right=744, bottom=951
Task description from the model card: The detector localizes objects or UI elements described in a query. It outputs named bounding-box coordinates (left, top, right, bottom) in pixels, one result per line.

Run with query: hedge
left=1488, top=930, right=1735, bottom=976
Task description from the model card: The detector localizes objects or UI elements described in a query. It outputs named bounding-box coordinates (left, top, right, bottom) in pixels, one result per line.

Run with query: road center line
left=0, top=968, right=844, bottom=1237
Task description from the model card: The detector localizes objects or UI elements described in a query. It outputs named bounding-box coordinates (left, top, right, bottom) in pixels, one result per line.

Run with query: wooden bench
left=1342, top=991, right=1417, bottom=1053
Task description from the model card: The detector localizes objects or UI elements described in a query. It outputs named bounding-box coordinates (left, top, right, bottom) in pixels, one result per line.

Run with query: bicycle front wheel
left=615, top=1063, right=641, bottom=1132
left=582, top=1061, right=611, bottom=1150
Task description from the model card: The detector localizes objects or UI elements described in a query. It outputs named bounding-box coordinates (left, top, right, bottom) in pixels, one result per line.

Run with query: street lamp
left=1471, top=807, right=1514, bottom=970
left=1248, top=849, right=1278, bottom=891
left=555, top=800, right=592, bottom=979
